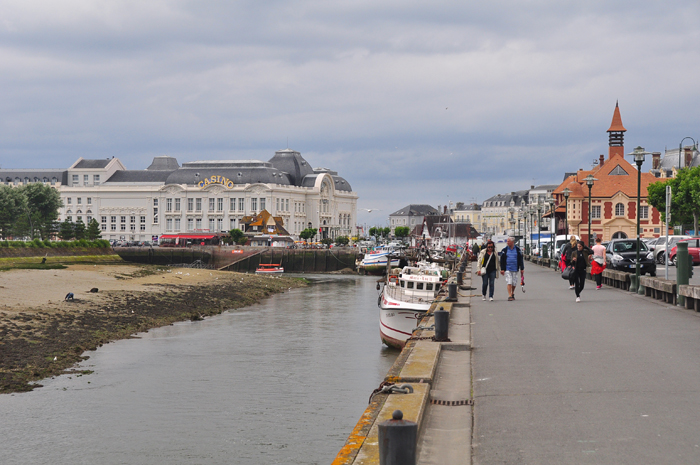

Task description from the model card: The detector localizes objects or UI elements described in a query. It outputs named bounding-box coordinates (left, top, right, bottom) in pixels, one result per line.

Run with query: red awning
left=159, top=234, right=216, bottom=240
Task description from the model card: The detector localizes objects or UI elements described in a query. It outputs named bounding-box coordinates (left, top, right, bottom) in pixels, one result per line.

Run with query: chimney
left=444, top=205, right=447, bottom=214
left=685, top=147, right=693, bottom=169
left=531, top=185, right=534, bottom=189
left=652, top=152, right=661, bottom=170
left=599, top=154, right=605, bottom=167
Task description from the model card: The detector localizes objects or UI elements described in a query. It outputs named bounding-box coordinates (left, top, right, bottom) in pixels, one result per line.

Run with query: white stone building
left=1, top=149, right=358, bottom=242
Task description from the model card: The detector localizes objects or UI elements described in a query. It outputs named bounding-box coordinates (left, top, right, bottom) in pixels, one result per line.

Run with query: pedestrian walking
left=571, top=240, right=593, bottom=302
left=476, top=240, right=499, bottom=301
left=562, top=236, right=578, bottom=290
left=471, top=242, right=480, bottom=258
left=591, top=236, right=607, bottom=289
left=499, top=237, right=524, bottom=301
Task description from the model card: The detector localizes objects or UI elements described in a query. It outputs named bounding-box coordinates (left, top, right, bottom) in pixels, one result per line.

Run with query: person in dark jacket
left=561, top=236, right=578, bottom=290
left=571, top=240, right=593, bottom=302
left=499, top=237, right=525, bottom=301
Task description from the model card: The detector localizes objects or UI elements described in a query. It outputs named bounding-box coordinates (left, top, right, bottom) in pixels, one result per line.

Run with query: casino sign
left=197, top=175, right=235, bottom=189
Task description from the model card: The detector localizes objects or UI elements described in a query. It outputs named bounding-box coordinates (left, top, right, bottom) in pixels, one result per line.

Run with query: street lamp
left=584, top=174, right=598, bottom=246
left=548, top=196, right=555, bottom=235
left=562, top=188, right=571, bottom=242
left=536, top=202, right=543, bottom=256
left=678, top=137, right=697, bottom=171
left=627, top=146, right=650, bottom=293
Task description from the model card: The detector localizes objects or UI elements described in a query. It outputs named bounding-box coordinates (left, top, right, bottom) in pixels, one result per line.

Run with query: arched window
left=14, top=177, right=20, bottom=184
left=51, top=177, right=57, bottom=185
left=24, top=177, right=29, bottom=184
left=43, top=177, right=49, bottom=183
left=615, top=203, right=625, bottom=216
left=612, top=231, right=627, bottom=239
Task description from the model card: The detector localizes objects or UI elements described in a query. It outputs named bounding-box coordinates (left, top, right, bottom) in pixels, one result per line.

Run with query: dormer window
left=609, top=165, right=628, bottom=176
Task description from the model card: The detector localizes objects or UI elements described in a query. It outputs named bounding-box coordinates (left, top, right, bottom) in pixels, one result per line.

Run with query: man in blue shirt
left=499, top=237, right=524, bottom=301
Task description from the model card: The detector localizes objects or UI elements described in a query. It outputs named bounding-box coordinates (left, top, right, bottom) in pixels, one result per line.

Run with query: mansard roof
left=73, top=159, right=111, bottom=169
left=390, top=204, right=439, bottom=217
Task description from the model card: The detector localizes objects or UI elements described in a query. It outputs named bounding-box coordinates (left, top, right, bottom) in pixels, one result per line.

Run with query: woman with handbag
left=571, top=240, right=593, bottom=302
left=476, top=240, right=500, bottom=301
left=590, top=236, right=607, bottom=289
left=562, top=236, right=579, bottom=290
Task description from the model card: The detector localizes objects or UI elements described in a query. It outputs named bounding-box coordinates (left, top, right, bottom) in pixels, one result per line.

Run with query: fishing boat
left=255, top=263, right=285, bottom=274
left=357, top=245, right=401, bottom=275
left=378, top=261, right=448, bottom=349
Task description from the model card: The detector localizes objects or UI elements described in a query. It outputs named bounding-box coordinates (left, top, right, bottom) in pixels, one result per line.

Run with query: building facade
left=552, top=103, right=663, bottom=243
left=1, top=149, right=358, bottom=242
left=389, top=204, right=439, bottom=234
left=480, top=191, right=528, bottom=236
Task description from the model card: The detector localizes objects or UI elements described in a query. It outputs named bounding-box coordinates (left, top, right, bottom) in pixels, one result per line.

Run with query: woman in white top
left=590, top=236, right=607, bottom=289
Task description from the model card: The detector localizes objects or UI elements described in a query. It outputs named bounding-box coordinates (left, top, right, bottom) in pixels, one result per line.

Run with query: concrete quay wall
left=333, top=265, right=473, bottom=465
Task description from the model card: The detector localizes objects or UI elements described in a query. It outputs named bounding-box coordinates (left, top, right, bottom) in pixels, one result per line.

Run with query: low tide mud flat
left=0, top=264, right=307, bottom=393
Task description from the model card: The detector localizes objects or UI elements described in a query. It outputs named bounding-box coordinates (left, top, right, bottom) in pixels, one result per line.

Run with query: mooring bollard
left=446, top=282, right=457, bottom=301
left=434, top=306, right=449, bottom=341
left=456, top=271, right=463, bottom=285
left=459, top=263, right=466, bottom=273
left=379, top=410, right=417, bottom=465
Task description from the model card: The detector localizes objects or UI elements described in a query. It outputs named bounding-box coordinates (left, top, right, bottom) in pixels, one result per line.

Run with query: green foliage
left=86, top=218, right=102, bottom=240
left=228, top=228, right=248, bottom=245
left=321, top=237, right=333, bottom=245
left=0, top=185, right=27, bottom=239
left=299, top=228, right=317, bottom=242
left=647, top=166, right=700, bottom=231
left=335, top=235, right=350, bottom=246
left=31, top=238, right=45, bottom=248
left=394, top=226, right=410, bottom=238
left=73, top=219, right=86, bottom=240
left=58, top=219, right=74, bottom=241
left=368, top=227, right=377, bottom=238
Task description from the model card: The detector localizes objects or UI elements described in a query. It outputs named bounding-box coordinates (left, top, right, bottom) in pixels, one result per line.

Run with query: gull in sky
left=362, top=208, right=381, bottom=213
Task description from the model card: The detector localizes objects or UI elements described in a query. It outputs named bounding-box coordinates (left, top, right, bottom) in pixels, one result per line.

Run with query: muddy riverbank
left=0, top=264, right=307, bottom=393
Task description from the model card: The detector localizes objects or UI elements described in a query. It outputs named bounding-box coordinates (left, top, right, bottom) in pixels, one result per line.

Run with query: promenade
left=472, top=261, right=700, bottom=464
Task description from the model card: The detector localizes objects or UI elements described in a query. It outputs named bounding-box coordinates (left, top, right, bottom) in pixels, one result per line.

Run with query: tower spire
left=606, top=101, right=626, bottom=159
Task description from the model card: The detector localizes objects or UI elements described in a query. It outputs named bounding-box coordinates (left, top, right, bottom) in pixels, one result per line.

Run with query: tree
left=394, top=226, right=410, bottom=239
left=229, top=228, right=247, bottom=245
left=335, top=235, right=350, bottom=246
left=321, top=237, right=333, bottom=246
left=368, top=227, right=377, bottom=238
left=58, top=219, right=74, bottom=241
left=382, top=227, right=391, bottom=238
left=0, top=186, right=27, bottom=239
left=19, top=183, right=62, bottom=240
left=299, top=228, right=317, bottom=243
left=647, top=166, right=700, bottom=232
left=86, top=219, right=102, bottom=240
left=73, top=219, right=86, bottom=240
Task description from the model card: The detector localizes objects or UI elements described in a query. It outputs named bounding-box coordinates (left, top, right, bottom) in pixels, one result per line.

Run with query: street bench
left=639, top=276, right=677, bottom=305
left=678, top=285, right=700, bottom=312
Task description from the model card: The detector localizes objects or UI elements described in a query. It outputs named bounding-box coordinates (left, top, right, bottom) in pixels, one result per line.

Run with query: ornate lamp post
left=563, top=188, right=571, bottom=242
left=627, top=146, right=650, bottom=293
left=536, top=202, right=543, bottom=256
left=584, top=174, right=598, bottom=246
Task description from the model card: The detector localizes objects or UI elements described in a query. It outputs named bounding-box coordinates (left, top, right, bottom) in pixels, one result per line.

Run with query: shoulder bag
left=480, top=252, right=493, bottom=275
left=561, top=266, right=574, bottom=280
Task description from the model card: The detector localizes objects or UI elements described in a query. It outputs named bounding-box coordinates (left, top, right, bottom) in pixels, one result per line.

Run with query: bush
left=32, top=238, right=45, bottom=248
left=76, top=239, right=89, bottom=248
left=0, top=241, right=7, bottom=248
left=43, top=239, right=52, bottom=247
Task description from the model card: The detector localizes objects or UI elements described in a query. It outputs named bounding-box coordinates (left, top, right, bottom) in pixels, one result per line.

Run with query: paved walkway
left=471, top=262, right=700, bottom=464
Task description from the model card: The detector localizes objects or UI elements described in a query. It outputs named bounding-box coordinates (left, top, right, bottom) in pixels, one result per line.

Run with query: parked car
left=653, top=236, right=691, bottom=264
left=668, top=238, right=700, bottom=266
left=606, top=239, right=656, bottom=276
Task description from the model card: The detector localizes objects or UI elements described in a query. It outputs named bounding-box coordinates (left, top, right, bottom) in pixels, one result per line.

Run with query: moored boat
left=357, top=245, right=401, bottom=275
left=255, top=263, right=285, bottom=274
left=378, top=261, right=448, bottom=349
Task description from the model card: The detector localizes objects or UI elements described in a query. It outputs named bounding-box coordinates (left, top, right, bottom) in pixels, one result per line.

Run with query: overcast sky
left=2, top=1, right=700, bottom=226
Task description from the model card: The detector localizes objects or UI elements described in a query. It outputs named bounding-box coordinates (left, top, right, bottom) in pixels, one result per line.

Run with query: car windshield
left=612, top=241, right=648, bottom=253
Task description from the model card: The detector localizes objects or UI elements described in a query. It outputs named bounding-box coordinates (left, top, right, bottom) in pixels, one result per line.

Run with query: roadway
left=470, top=262, right=700, bottom=464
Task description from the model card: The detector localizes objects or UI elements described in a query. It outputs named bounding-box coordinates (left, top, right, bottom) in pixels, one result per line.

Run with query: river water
left=0, top=275, right=397, bottom=465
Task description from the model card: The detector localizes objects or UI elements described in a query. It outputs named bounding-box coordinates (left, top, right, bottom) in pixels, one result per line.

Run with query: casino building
left=1, top=149, right=358, bottom=242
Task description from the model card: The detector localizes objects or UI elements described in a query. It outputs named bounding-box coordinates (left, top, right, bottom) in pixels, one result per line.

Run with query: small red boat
left=255, top=263, right=285, bottom=274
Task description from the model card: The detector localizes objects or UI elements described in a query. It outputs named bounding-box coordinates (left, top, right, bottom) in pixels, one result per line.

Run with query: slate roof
left=106, top=171, right=173, bottom=183
left=390, top=204, right=439, bottom=217
left=0, top=169, right=68, bottom=185
left=147, top=156, right=180, bottom=171
left=73, top=159, right=111, bottom=169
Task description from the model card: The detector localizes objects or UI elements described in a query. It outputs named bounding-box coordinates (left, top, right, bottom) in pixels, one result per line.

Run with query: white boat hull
left=378, top=291, right=430, bottom=349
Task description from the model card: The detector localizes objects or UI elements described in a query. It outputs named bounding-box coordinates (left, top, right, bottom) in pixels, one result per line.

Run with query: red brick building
left=552, top=103, right=664, bottom=244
